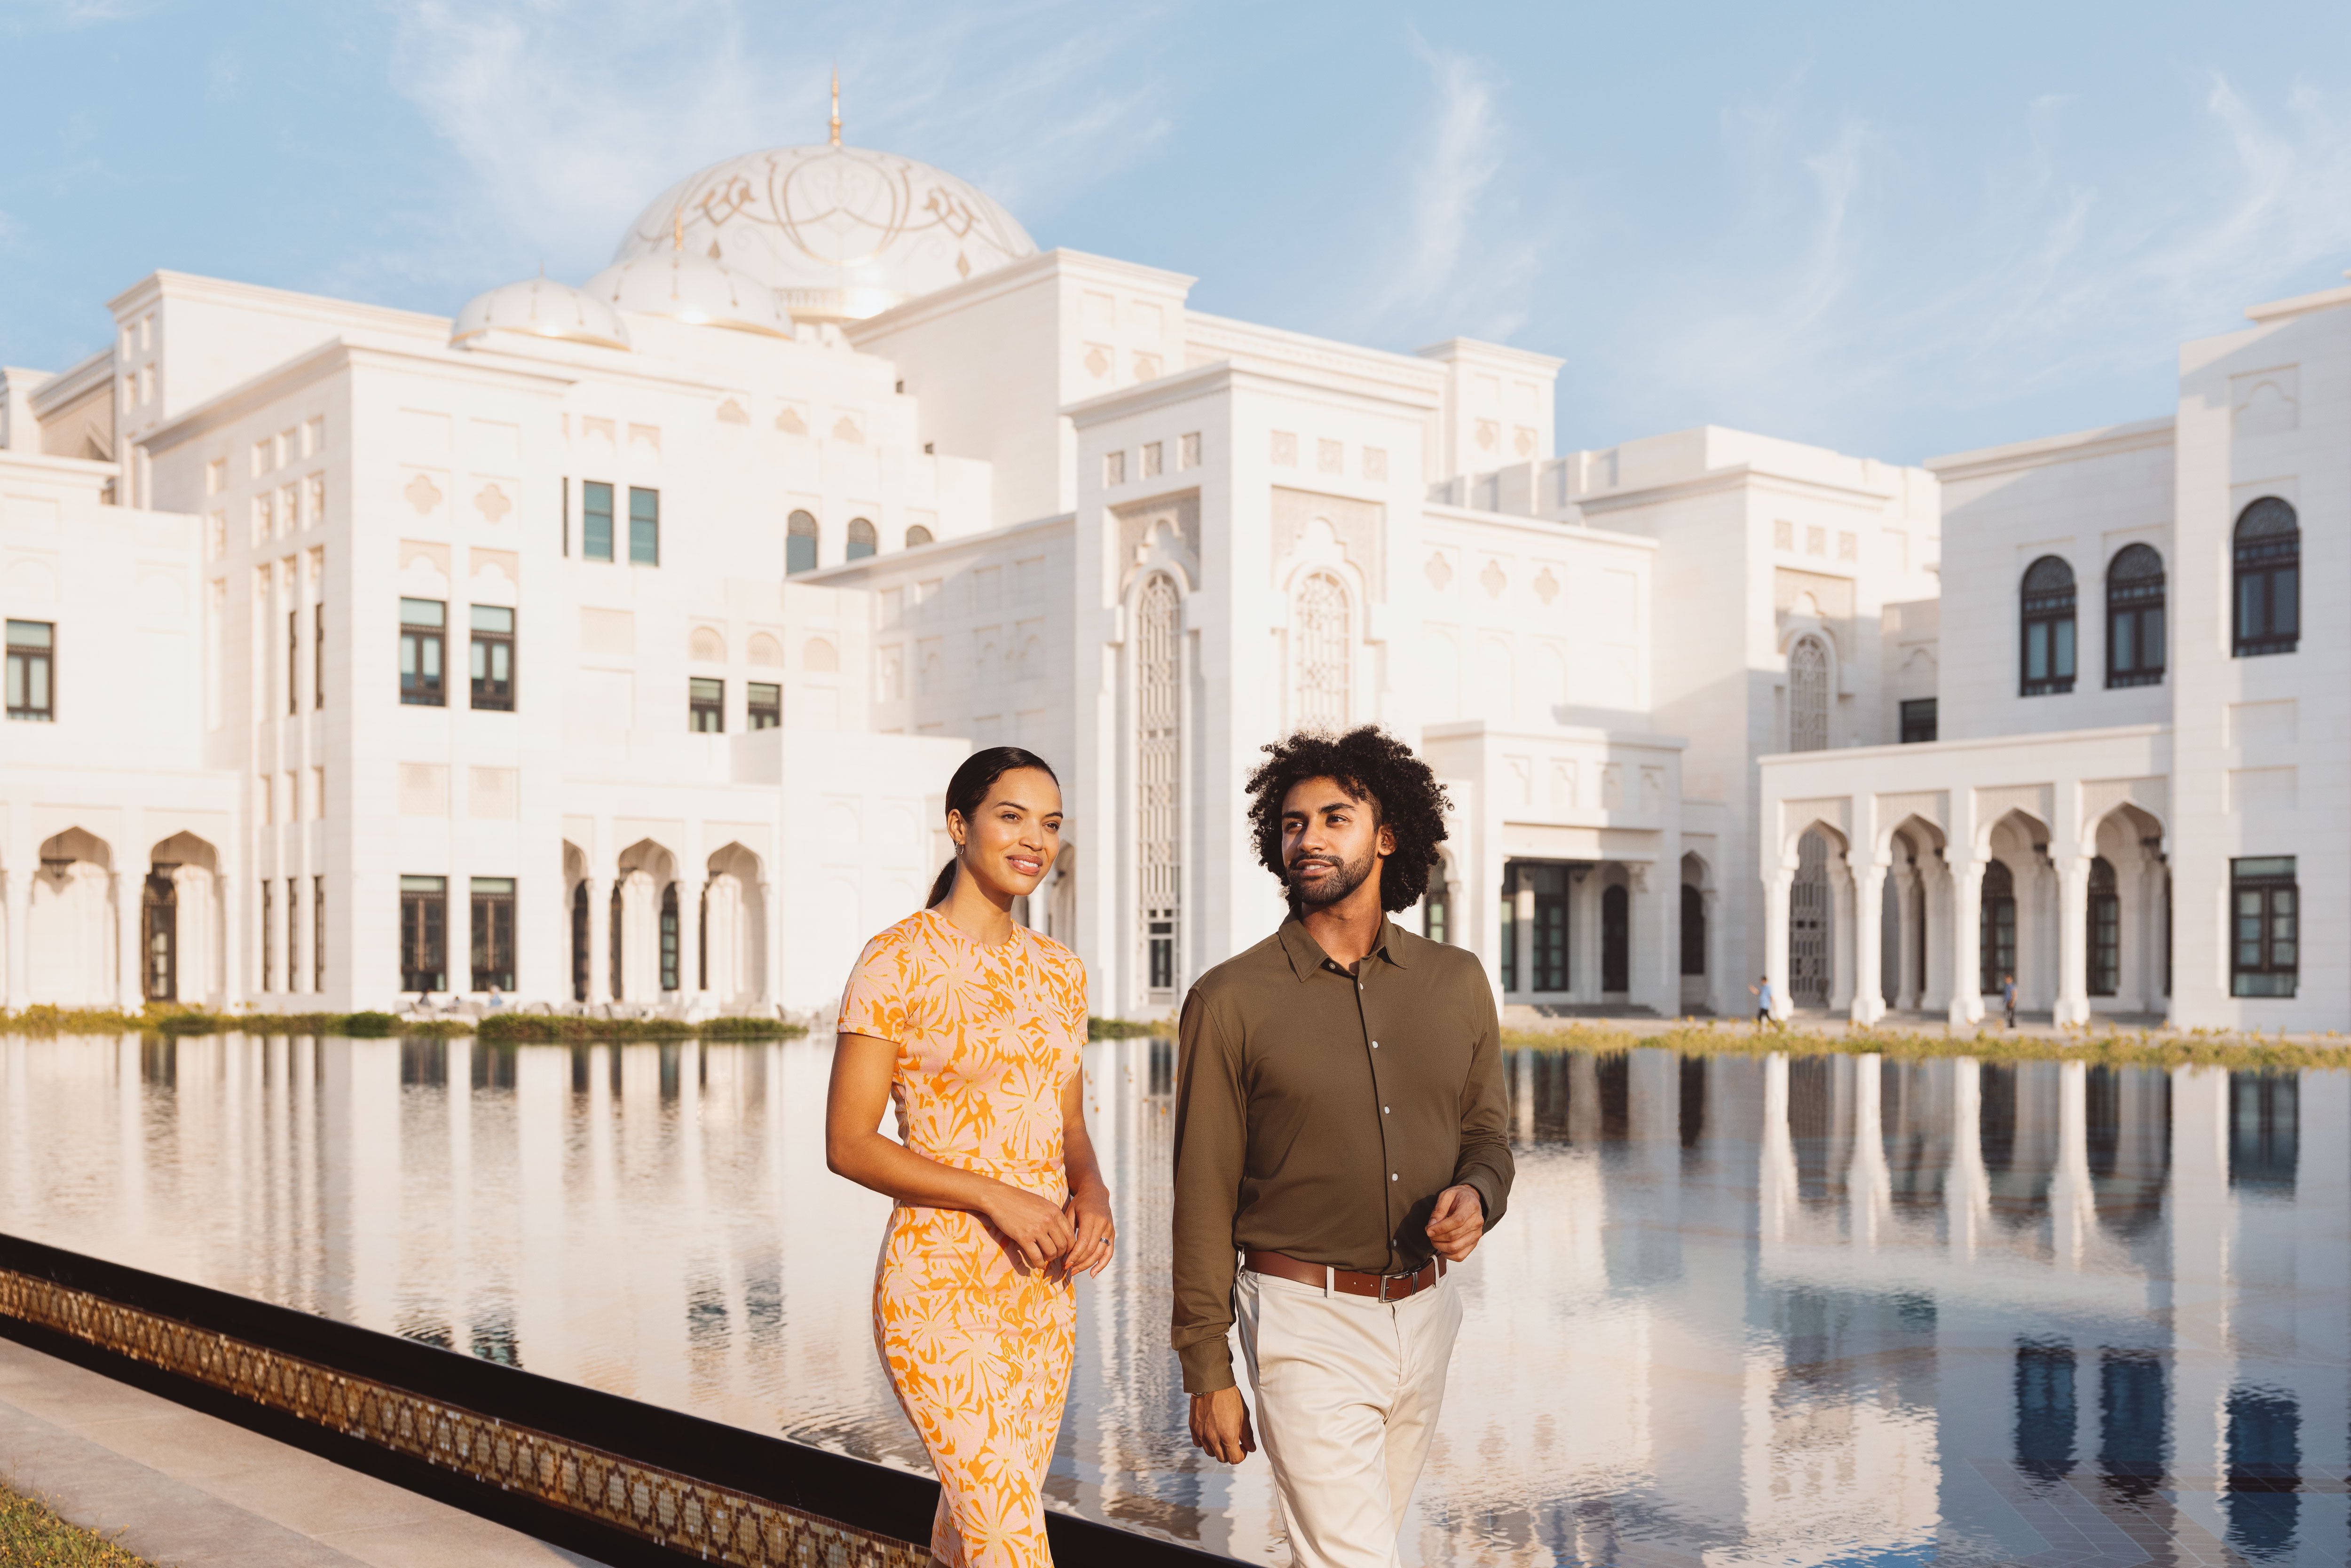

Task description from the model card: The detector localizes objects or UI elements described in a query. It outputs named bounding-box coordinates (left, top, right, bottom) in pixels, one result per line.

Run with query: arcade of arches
left=3, top=826, right=225, bottom=1009
left=1771, top=806, right=2170, bottom=1024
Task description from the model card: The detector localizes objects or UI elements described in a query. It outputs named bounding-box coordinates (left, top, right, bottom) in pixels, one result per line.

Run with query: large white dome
left=582, top=251, right=792, bottom=338
left=611, top=144, right=1036, bottom=325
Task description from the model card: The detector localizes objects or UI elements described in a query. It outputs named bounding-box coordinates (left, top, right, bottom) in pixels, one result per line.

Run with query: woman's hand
left=984, top=1183, right=1076, bottom=1271
left=1062, top=1181, right=1116, bottom=1276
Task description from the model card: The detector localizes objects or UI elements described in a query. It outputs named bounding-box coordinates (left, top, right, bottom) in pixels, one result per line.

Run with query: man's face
left=1279, top=776, right=1391, bottom=909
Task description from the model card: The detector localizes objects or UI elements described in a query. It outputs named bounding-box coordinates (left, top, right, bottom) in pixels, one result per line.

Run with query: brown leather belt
left=1244, top=1250, right=1447, bottom=1302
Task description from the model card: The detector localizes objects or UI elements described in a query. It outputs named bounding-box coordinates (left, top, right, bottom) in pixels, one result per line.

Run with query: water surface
left=4, top=1035, right=2344, bottom=1566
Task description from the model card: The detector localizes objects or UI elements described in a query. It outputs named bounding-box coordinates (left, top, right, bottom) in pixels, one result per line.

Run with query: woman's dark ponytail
left=925, top=746, right=1060, bottom=909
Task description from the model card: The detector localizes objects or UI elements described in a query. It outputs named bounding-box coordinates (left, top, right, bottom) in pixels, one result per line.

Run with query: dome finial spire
left=672, top=206, right=683, bottom=251
left=829, top=66, right=842, bottom=147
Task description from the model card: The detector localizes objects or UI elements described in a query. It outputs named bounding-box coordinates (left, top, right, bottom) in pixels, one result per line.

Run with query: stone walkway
left=0, top=1337, right=605, bottom=1568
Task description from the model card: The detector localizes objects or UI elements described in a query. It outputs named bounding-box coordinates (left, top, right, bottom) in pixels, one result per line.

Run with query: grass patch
left=1501, top=1018, right=2348, bottom=1070
left=1089, top=1016, right=1173, bottom=1040
left=0, top=1478, right=153, bottom=1565
left=1, top=1005, right=801, bottom=1044
left=474, top=1013, right=805, bottom=1043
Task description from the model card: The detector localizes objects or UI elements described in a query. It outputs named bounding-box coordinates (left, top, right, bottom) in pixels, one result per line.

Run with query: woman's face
left=951, top=767, right=1063, bottom=899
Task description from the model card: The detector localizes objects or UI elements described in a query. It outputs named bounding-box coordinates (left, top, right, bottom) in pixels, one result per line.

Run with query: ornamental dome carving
left=582, top=251, right=792, bottom=338
left=451, top=275, right=631, bottom=351
left=610, top=144, right=1037, bottom=325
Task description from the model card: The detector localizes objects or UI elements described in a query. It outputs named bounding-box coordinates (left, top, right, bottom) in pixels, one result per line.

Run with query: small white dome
left=582, top=252, right=791, bottom=338
left=451, top=275, right=630, bottom=351
left=611, top=144, right=1036, bottom=325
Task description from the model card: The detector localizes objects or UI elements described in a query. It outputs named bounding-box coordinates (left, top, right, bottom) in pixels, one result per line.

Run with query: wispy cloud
left=1571, top=70, right=2351, bottom=457
left=1355, top=40, right=1546, bottom=346
left=363, top=0, right=1176, bottom=303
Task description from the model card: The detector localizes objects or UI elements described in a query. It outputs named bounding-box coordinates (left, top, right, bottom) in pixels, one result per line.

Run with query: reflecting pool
left=3, top=1035, right=2345, bottom=1565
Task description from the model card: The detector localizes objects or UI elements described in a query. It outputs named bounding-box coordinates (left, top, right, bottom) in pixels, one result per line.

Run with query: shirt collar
left=1276, top=917, right=1412, bottom=983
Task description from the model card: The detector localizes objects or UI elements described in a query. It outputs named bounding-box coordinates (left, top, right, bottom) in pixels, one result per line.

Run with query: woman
left=827, top=747, right=1112, bottom=1568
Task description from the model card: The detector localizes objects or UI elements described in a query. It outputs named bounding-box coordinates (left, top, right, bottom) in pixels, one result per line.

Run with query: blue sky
left=6, top=1, right=2351, bottom=464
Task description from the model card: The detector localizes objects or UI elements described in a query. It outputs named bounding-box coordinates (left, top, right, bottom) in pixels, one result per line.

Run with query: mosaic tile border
left=0, top=1267, right=929, bottom=1568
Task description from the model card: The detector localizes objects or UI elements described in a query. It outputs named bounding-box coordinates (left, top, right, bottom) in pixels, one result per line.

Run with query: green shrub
left=341, top=1011, right=398, bottom=1037
left=475, top=1013, right=805, bottom=1043
left=1088, top=1016, right=1173, bottom=1040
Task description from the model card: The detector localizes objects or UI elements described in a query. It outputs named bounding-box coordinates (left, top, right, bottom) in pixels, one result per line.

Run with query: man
left=1751, top=974, right=1773, bottom=1025
left=2003, top=973, right=2018, bottom=1030
left=1173, top=726, right=1513, bottom=1568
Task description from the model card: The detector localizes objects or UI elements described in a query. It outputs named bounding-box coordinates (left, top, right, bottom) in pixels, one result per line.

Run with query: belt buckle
left=1378, top=1269, right=1409, bottom=1303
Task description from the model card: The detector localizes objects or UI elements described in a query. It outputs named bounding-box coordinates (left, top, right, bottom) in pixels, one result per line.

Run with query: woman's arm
left=1058, top=1068, right=1115, bottom=1276
left=825, top=1032, right=1074, bottom=1269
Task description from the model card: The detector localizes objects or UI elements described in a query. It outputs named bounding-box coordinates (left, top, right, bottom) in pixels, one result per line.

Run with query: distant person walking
left=827, top=747, right=1112, bottom=1568
left=1751, top=976, right=1773, bottom=1025
left=2002, top=973, right=2018, bottom=1030
left=1175, top=726, right=1513, bottom=1568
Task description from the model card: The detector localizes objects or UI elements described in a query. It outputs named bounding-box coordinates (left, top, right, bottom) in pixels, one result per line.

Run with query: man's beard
left=1286, top=846, right=1375, bottom=908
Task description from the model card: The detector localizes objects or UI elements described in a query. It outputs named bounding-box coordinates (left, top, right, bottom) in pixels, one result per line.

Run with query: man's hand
left=1425, top=1184, right=1484, bottom=1262
left=1188, top=1386, right=1256, bottom=1464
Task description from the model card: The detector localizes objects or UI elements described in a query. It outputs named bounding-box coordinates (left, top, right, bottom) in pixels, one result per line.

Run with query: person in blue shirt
left=1750, top=976, right=1773, bottom=1025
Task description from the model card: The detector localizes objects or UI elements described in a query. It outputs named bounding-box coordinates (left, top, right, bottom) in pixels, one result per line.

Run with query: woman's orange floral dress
left=838, top=908, right=1088, bottom=1568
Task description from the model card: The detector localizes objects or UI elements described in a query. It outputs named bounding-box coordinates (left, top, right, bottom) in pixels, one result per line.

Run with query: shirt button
left=1391, top=1174, right=1399, bottom=1181
left=1383, top=1106, right=1390, bottom=1113
left=1372, top=1040, right=1380, bottom=1049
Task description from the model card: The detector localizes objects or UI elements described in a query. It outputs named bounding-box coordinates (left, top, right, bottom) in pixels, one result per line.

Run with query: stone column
left=1702, top=886, right=1723, bottom=1016
left=1828, top=856, right=1856, bottom=1013
left=1949, top=858, right=1984, bottom=1027
left=1920, top=857, right=1950, bottom=1014
left=5, top=867, right=32, bottom=1011
left=116, top=869, right=146, bottom=1009
left=1890, top=863, right=1920, bottom=1010
left=1512, top=867, right=1534, bottom=1001
left=1763, top=867, right=1794, bottom=1020
left=758, top=880, right=780, bottom=1009
left=1630, top=864, right=1672, bottom=1015
left=584, top=876, right=611, bottom=1007
left=675, top=879, right=702, bottom=1009
left=2053, top=853, right=2091, bottom=1027
left=1851, top=858, right=1887, bottom=1025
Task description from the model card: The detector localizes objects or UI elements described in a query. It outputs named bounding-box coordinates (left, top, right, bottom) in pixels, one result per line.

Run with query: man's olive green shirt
left=1170, top=918, right=1514, bottom=1394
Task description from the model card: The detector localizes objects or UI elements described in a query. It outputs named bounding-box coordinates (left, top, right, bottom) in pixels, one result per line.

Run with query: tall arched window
left=1136, top=574, right=1181, bottom=1001
left=1293, top=572, right=1351, bottom=732
left=1788, top=636, right=1830, bottom=751
left=1680, top=883, right=1706, bottom=976
left=1791, top=831, right=1831, bottom=1006
left=786, top=510, right=819, bottom=575
left=904, top=524, right=934, bottom=548
left=659, top=883, right=680, bottom=992
left=2088, top=856, right=2119, bottom=997
left=1601, top=883, right=1629, bottom=993
left=2233, top=498, right=2299, bottom=657
left=1980, top=859, right=2016, bottom=995
left=2106, top=544, right=2165, bottom=688
left=846, top=517, right=876, bottom=560
left=2020, top=556, right=2076, bottom=695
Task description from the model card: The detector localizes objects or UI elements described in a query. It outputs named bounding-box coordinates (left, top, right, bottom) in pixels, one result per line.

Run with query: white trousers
left=1234, top=1267, right=1463, bottom=1568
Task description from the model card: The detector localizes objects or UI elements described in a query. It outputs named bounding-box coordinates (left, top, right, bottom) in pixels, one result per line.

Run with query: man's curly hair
left=1245, top=725, right=1451, bottom=914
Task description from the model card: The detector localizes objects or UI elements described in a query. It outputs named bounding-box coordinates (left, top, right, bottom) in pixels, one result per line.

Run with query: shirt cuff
left=1177, top=1337, right=1235, bottom=1395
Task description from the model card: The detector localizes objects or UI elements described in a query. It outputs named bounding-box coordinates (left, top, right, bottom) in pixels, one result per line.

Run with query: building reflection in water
left=2, top=1034, right=2344, bottom=1567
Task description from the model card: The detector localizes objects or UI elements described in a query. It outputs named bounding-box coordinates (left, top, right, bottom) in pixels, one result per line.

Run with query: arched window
left=1788, top=636, right=1829, bottom=751
left=1292, top=572, right=1351, bottom=732
left=2106, top=544, right=2165, bottom=688
left=570, top=882, right=588, bottom=1003
left=2233, top=498, right=2299, bottom=656
left=2020, top=556, right=2076, bottom=695
left=1136, top=574, right=1181, bottom=1000
left=1980, top=860, right=2016, bottom=995
left=904, top=524, right=934, bottom=548
left=846, top=517, right=876, bottom=561
left=1791, top=831, right=1831, bottom=1006
left=2088, top=856, right=2119, bottom=997
left=1601, top=883, right=1629, bottom=992
left=786, top=510, right=819, bottom=575
left=1680, top=883, right=1706, bottom=975
left=659, top=883, right=680, bottom=992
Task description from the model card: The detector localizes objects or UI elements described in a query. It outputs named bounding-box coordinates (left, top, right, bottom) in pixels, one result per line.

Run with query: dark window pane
left=583, top=481, right=614, bottom=560
left=629, top=487, right=659, bottom=565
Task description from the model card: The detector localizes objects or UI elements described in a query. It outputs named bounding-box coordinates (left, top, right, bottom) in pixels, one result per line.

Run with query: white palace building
left=0, top=130, right=2341, bottom=1030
